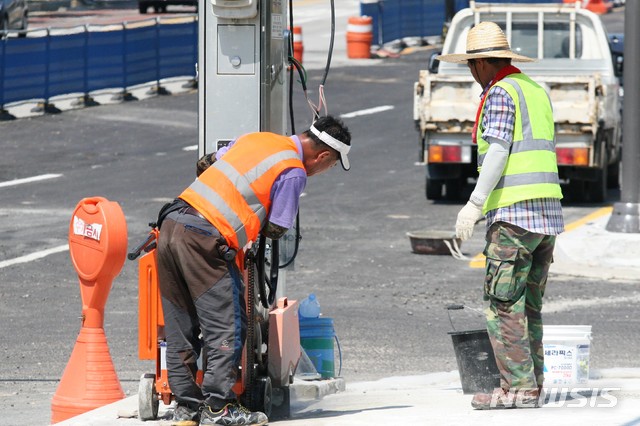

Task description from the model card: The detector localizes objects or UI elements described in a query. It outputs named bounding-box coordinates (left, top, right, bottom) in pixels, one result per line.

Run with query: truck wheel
left=138, top=373, right=159, bottom=421
left=607, top=156, right=620, bottom=189
left=587, top=163, right=607, bottom=203
left=444, top=179, right=463, bottom=201
left=586, top=138, right=609, bottom=203
left=567, top=179, right=585, bottom=202
left=426, top=178, right=443, bottom=200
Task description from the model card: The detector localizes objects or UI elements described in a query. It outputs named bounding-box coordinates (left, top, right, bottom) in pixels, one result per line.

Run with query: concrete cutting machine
left=129, top=227, right=301, bottom=421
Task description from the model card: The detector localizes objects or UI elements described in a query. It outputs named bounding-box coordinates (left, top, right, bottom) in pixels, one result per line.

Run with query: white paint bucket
left=543, top=325, right=592, bottom=385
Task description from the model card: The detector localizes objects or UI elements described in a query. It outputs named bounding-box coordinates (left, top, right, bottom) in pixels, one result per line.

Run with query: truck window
left=509, top=22, right=583, bottom=59
left=509, top=23, right=538, bottom=58
left=486, top=18, right=583, bottom=59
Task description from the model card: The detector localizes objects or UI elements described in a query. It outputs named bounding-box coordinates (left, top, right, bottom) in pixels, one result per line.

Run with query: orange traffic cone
left=51, top=197, right=128, bottom=423
left=50, top=328, right=125, bottom=423
left=292, top=26, right=304, bottom=64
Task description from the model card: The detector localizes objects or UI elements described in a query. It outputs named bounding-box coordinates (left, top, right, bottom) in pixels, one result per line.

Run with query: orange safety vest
left=179, top=133, right=304, bottom=250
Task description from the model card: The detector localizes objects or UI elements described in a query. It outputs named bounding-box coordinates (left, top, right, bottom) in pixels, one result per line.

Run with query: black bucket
left=448, top=328, right=500, bottom=394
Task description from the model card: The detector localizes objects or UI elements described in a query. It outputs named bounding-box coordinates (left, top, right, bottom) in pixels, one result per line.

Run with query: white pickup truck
left=413, top=1, right=623, bottom=202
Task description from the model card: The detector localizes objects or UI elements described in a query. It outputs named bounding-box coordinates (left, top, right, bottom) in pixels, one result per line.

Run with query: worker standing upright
left=437, top=22, right=564, bottom=409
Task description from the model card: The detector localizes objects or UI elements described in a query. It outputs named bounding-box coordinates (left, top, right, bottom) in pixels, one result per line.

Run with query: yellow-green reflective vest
left=477, top=73, right=563, bottom=215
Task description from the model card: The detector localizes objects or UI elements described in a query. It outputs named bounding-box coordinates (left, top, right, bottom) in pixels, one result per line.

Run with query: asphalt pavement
left=4, top=3, right=639, bottom=426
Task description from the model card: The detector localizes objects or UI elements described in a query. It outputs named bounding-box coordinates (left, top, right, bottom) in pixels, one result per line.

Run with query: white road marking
left=340, top=105, right=394, bottom=118
left=544, top=294, right=640, bottom=313
left=0, top=173, right=63, bottom=188
left=387, top=214, right=410, bottom=219
left=0, top=244, right=69, bottom=269
left=182, top=145, right=198, bottom=151
left=93, top=114, right=195, bottom=129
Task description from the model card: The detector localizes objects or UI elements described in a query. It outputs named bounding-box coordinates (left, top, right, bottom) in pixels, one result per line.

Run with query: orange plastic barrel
left=292, top=26, right=304, bottom=64
left=346, top=16, right=373, bottom=59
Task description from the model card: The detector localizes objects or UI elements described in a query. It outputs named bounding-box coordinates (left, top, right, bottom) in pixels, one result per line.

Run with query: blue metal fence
left=0, top=17, right=197, bottom=109
left=360, top=0, right=563, bottom=46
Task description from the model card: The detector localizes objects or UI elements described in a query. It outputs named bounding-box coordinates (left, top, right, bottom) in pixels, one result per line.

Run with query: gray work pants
left=157, top=209, right=246, bottom=410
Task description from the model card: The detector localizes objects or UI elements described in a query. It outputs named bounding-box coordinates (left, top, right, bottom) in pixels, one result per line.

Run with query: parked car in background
left=0, top=0, right=28, bottom=37
left=138, top=0, right=197, bottom=14
left=608, top=33, right=624, bottom=86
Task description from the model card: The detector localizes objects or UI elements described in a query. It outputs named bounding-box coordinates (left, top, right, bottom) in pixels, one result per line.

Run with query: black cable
left=268, top=239, right=279, bottom=306
left=256, top=235, right=270, bottom=309
left=320, top=0, right=336, bottom=87
left=288, top=0, right=296, bottom=135
left=279, top=212, right=300, bottom=269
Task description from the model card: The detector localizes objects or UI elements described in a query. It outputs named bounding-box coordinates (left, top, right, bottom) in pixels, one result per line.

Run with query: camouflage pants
left=483, top=221, right=556, bottom=390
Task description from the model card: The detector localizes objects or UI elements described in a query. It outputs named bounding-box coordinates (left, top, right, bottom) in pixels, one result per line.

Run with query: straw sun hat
left=437, top=21, right=534, bottom=64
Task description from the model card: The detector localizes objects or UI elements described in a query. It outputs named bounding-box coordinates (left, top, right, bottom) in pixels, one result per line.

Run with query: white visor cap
left=309, top=124, right=351, bottom=170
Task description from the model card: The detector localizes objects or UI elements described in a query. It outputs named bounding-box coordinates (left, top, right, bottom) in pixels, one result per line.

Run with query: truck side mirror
left=428, top=51, right=441, bottom=74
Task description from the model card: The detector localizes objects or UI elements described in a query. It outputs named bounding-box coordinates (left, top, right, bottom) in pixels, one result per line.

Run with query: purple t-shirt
left=215, top=135, right=307, bottom=229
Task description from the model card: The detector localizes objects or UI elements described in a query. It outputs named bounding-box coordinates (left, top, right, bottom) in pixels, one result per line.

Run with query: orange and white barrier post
left=51, top=197, right=128, bottom=423
left=292, top=26, right=304, bottom=64
left=346, top=16, right=374, bottom=59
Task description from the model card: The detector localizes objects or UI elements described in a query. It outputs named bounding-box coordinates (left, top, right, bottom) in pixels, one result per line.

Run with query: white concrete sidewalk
left=55, top=369, right=640, bottom=426
left=551, top=208, right=640, bottom=281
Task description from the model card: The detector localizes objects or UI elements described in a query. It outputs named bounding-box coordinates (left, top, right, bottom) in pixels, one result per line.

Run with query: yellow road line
left=469, top=252, right=486, bottom=269
left=468, top=206, right=613, bottom=269
left=564, top=206, right=613, bottom=232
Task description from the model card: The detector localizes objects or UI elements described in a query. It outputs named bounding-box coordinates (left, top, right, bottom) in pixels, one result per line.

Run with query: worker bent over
left=157, top=116, right=352, bottom=425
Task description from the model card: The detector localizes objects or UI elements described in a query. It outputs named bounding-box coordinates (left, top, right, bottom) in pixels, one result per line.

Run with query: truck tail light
left=428, top=146, right=462, bottom=163
left=556, top=148, right=589, bottom=166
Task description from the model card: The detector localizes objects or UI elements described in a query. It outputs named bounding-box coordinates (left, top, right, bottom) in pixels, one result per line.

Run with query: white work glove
left=455, top=201, right=484, bottom=241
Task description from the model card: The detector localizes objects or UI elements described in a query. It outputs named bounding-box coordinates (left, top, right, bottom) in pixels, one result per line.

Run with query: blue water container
left=299, top=317, right=335, bottom=378
left=299, top=293, right=321, bottom=319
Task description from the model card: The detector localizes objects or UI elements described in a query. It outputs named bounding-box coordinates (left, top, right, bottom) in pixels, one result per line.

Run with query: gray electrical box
left=217, top=25, right=255, bottom=75
left=198, top=0, right=290, bottom=157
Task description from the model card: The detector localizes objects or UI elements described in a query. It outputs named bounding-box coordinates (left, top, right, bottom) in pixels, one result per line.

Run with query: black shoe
left=199, top=402, right=268, bottom=425
left=171, top=403, right=200, bottom=425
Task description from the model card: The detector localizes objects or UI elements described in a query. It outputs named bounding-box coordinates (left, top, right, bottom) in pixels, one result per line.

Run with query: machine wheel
left=138, top=373, right=159, bottom=421
left=252, top=376, right=272, bottom=418
left=426, top=178, right=443, bottom=200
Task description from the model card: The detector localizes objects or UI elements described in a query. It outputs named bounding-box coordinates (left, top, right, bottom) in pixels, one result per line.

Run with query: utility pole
left=607, top=2, right=640, bottom=233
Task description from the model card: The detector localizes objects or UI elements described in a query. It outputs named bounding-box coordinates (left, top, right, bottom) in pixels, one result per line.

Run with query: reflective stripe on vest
left=476, top=74, right=562, bottom=214
left=180, top=134, right=304, bottom=250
